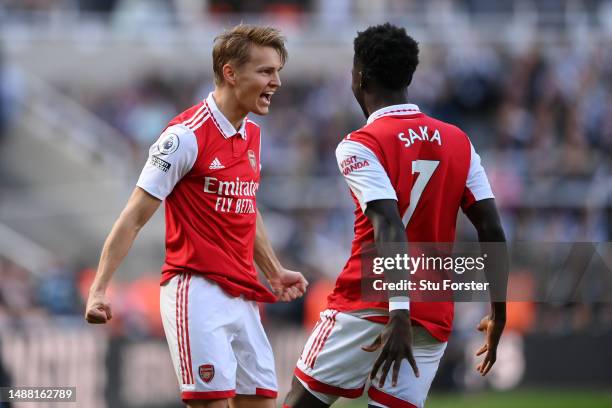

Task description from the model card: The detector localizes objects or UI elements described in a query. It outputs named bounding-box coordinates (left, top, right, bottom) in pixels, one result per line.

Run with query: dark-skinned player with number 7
left=284, top=23, right=508, bottom=408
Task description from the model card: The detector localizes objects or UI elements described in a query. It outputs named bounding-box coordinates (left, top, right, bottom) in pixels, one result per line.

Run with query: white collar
left=366, top=103, right=421, bottom=125
left=205, top=92, right=247, bottom=139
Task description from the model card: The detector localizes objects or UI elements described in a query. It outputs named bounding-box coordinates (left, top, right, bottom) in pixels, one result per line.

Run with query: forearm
left=373, top=218, right=409, bottom=302
left=477, top=226, right=508, bottom=322
left=90, top=216, right=142, bottom=294
left=254, top=210, right=282, bottom=281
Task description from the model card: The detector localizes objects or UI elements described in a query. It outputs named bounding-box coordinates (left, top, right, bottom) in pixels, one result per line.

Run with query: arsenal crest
left=199, top=364, right=215, bottom=383
left=248, top=150, right=257, bottom=170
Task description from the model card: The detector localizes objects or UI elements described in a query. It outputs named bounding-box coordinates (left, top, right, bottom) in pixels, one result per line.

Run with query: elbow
left=476, top=221, right=506, bottom=243
left=117, top=211, right=146, bottom=235
left=365, top=202, right=407, bottom=244
left=390, top=221, right=407, bottom=242
left=132, top=214, right=150, bottom=234
left=374, top=218, right=406, bottom=244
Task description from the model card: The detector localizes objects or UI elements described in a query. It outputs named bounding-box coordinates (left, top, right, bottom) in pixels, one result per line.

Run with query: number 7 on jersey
left=402, top=160, right=440, bottom=227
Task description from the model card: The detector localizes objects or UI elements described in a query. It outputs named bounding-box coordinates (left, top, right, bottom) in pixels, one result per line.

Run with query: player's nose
left=270, top=71, right=281, bottom=88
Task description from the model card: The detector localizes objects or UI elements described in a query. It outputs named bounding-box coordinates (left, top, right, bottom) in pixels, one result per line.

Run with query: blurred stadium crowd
left=1, top=0, right=611, bottom=19
left=2, top=28, right=611, bottom=333
left=1, top=0, right=612, bottom=401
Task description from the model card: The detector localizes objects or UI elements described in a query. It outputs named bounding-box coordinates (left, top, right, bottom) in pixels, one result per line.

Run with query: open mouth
left=260, top=92, right=273, bottom=105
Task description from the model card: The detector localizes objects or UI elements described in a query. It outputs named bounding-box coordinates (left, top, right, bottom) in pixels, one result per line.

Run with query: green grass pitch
left=336, top=388, right=612, bottom=408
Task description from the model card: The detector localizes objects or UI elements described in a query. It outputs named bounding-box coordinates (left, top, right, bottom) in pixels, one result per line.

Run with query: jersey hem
left=326, top=302, right=450, bottom=342
left=160, top=269, right=276, bottom=303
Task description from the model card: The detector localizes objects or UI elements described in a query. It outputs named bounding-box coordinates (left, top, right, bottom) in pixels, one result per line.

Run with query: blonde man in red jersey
left=85, top=25, right=308, bottom=408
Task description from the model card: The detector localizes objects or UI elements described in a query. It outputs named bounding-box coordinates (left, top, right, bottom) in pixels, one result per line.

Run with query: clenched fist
left=85, top=291, right=113, bottom=324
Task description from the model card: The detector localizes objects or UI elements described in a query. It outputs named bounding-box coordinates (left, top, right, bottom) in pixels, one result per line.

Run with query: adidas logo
left=209, top=157, right=225, bottom=170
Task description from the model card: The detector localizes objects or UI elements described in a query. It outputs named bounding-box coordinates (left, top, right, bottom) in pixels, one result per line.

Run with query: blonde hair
left=213, top=24, right=288, bottom=85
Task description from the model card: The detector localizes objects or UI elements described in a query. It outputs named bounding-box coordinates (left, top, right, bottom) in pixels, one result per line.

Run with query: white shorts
left=160, top=273, right=277, bottom=401
left=295, top=309, right=446, bottom=408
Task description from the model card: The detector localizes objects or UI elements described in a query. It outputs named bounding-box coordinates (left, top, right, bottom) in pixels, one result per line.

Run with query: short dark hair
left=354, top=23, right=419, bottom=90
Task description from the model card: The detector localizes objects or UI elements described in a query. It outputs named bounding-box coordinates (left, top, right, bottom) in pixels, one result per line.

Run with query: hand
left=362, top=310, right=419, bottom=387
left=269, top=269, right=308, bottom=302
left=475, top=314, right=505, bottom=375
left=85, top=291, right=113, bottom=324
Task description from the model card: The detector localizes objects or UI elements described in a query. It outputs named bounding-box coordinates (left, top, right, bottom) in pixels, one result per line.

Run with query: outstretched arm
left=85, top=187, right=161, bottom=323
left=254, top=209, right=308, bottom=301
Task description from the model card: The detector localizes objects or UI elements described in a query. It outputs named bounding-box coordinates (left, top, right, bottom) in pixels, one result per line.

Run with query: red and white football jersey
left=137, top=93, right=275, bottom=303
left=328, top=104, right=494, bottom=341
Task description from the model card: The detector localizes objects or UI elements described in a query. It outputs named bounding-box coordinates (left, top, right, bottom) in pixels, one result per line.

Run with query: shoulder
left=340, top=127, right=378, bottom=145
left=246, top=117, right=260, bottom=129
left=246, top=118, right=261, bottom=135
left=161, top=123, right=197, bottom=141
left=168, top=101, right=210, bottom=131
left=153, top=123, right=198, bottom=157
left=350, top=119, right=405, bottom=149
left=338, top=127, right=385, bottom=161
left=335, top=137, right=380, bottom=163
left=421, top=114, right=471, bottom=143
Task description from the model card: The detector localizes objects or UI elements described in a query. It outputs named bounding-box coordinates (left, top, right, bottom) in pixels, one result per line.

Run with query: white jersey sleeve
left=462, top=142, right=494, bottom=210
left=136, top=124, right=198, bottom=200
left=336, top=140, right=397, bottom=213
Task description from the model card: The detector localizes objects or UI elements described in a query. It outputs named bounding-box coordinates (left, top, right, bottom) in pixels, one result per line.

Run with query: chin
left=253, top=105, right=270, bottom=116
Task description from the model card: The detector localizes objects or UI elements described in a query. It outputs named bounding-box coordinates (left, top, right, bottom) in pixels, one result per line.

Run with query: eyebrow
left=256, top=65, right=281, bottom=70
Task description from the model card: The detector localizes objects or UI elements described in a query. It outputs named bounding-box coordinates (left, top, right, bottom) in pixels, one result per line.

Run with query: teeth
left=260, top=92, right=273, bottom=104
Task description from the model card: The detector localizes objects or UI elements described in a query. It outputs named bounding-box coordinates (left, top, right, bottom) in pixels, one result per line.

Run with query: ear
left=222, top=63, right=237, bottom=86
left=358, top=70, right=367, bottom=90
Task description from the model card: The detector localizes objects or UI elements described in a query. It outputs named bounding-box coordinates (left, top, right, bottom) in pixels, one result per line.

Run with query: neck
left=364, top=90, right=409, bottom=117
left=213, top=86, right=248, bottom=130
